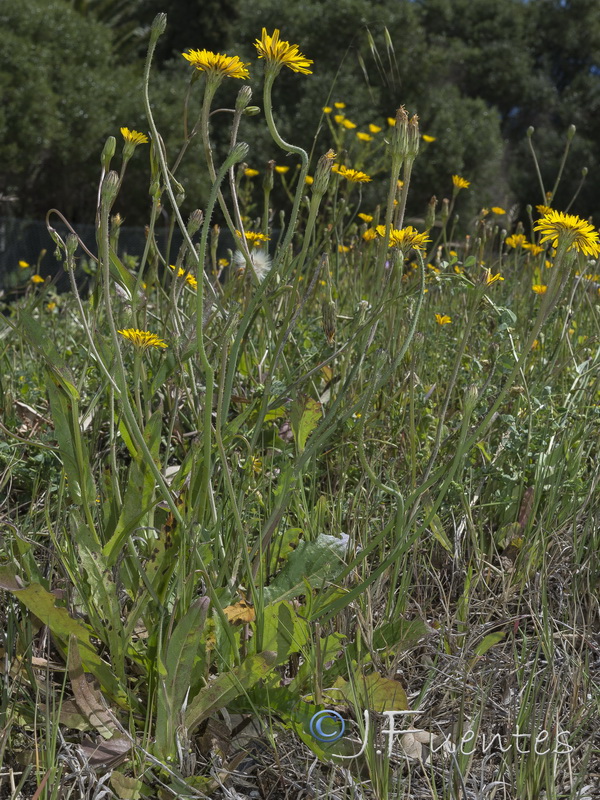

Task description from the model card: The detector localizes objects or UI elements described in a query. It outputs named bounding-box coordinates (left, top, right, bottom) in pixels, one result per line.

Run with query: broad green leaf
left=259, top=601, right=310, bottom=664
left=109, top=249, right=135, bottom=297
left=474, top=631, right=505, bottom=658
left=156, top=598, right=209, bottom=759
left=0, top=568, right=126, bottom=705
left=290, top=395, right=322, bottom=453
left=16, top=310, right=78, bottom=398
left=185, top=651, right=277, bottom=734
left=330, top=669, right=408, bottom=713
left=422, top=494, right=452, bottom=552
left=263, top=533, right=349, bottom=604
left=45, top=373, right=96, bottom=508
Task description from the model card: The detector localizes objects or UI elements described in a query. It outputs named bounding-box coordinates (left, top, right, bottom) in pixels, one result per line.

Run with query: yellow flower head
left=275, top=165, right=290, bottom=174
left=46, top=301, right=57, bottom=312
left=377, top=225, right=431, bottom=253
left=218, top=258, right=229, bottom=267
left=422, top=134, right=436, bottom=143
left=323, top=106, right=332, bottom=113
left=369, top=123, right=382, bottom=133
left=334, top=101, right=346, bottom=109
left=334, top=114, right=345, bottom=124
left=305, top=175, right=314, bottom=185
left=335, top=165, right=371, bottom=183
left=244, top=168, right=259, bottom=177
left=182, top=49, right=250, bottom=79
left=18, top=260, right=30, bottom=268
left=533, top=210, right=600, bottom=258
left=254, top=28, right=313, bottom=74
left=484, top=268, right=504, bottom=285
left=452, top=174, right=470, bottom=190
left=169, top=264, right=198, bottom=290
left=491, top=206, right=506, bottom=215
left=536, top=204, right=553, bottom=216
left=31, top=274, right=45, bottom=284
left=505, top=233, right=528, bottom=249
left=358, top=213, right=373, bottom=223
left=342, top=119, right=357, bottom=129
left=387, top=117, right=396, bottom=126
left=118, top=328, right=168, bottom=350
left=356, top=132, right=373, bottom=142
left=523, top=242, right=544, bottom=256
left=236, top=230, right=271, bottom=247
left=338, top=244, right=350, bottom=253
left=532, top=284, right=547, bottom=294
left=435, top=313, right=452, bottom=325
left=363, top=228, right=378, bottom=241
left=120, top=127, right=149, bottom=146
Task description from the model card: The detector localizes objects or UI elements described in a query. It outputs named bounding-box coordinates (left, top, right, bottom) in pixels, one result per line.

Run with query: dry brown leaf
left=223, top=601, right=256, bottom=624
left=68, top=636, right=122, bottom=739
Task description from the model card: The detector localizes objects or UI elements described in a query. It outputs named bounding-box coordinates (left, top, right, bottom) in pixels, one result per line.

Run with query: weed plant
left=0, top=16, right=599, bottom=800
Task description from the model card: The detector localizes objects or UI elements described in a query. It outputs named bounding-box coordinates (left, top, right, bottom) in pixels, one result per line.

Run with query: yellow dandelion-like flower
left=532, top=339, right=540, bottom=350
left=484, top=268, right=504, bottom=285
left=31, top=274, right=45, bottom=284
left=335, top=165, right=371, bottom=183
left=169, top=264, right=198, bottom=290
left=427, top=263, right=441, bottom=273
left=505, top=233, right=528, bottom=249
left=435, top=313, right=452, bottom=325
left=218, top=258, right=229, bottom=267
left=338, top=244, right=350, bottom=253
left=358, top=213, right=373, bottom=223
left=305, top=175, right=314, bottom=185
left=244, top=168, right=259, bottom=177
left=387, top=117, right=396, bottom=126
left=523, top=242, right=544, bottom=255
left=254, top=28, right=313, bottom=75
left=118, top=328, right=168, bottom=350
left=491, top=206, right=506, bottom=215
left=454, top=264, right=464, bottom=274
left=236, top=230, right=271, bottom=247
left=452, top=174, right=470, bottom=190
left=369, top=123, right=382, bottom=133
left=182, top=49, right=250, bottom=79
left=422, top=134, right=436, bottom=143
left=533, top=210, right=600, bottom=258
left=363, top=228, right=378, bottom=241
left=334, top=114, right=345, bottom=125
left=275, top=165, right=290, bottom=174
left=532, top=284, right=547, bottom=294
left=377, top=225, right=430, bottom=252
left=342, top=119, right=357, bottom=129
left=46, top=302, right=57, bottom=312
left=536, top=204, right=553, bottom=216
left=323, top=106, right=332, bottom=113
left=120, top=127, right=149, bottom=146
left=356, top=132, right=373, bottom=142
left=18, top=260, right=30, bottom=268
left=334, top=101, right=346, bottom=109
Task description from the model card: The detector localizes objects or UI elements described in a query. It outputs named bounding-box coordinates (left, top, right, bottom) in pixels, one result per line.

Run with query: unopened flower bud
left=312, top=149, right=336, bottom=196
left=187, top=209, right=203, bottom=236
left=263, top=160, right=275, bottom=193
left=227, top=142, right=250, bottom=167
left=567, top=124, right=576, bottom=140
left=407, top=114, right=420, bottom=159
left=527, top=126, right=535, bottom=138
left=582, top=166, right=588, bottom=177
left=171, top=177, right=185, bottom=207
left=101, top=171, right=119, bottom=208
left=389, top=106, right=409, bottom=163
left=101, top=136, right=116, bottom=171
left=322, top=298, right=337, bottom=346
left=150, top=13, right=167, bottom=44
left=243, top=106, right=261, bottom=116
left=425, top=195, right=437, bottom=231
left=236, top=85, right=252, bottom=112
left=463, top=384, right=478, bottom=417
left=441, top=198, right=449, bottom=224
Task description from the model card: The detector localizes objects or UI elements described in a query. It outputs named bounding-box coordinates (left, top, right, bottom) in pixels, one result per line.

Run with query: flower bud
left=187, top=209, right=203, bottom=236
left=425, top=195, right=437, bottom=231
left=441, top=198, right=449, bottom=224
left=150, top=13, right=167, bottom=44
left=407, top=114, right=420, bottom=159
left=227, top=142, right=250, bottom=167
left=527, top=126, right=535, bottom=138
left=321, top=298, right=336, bottom=346
left=582, top=166, right=588, bottom=177
left=463, top=384, right=478, bottom=417
left=389, top=106, right=409, bottom=163
left=263, top=159, right=275, bottom=193
left=312, top=149, right=336, bottom=197
left=243, top=106, right=261, bottom=116
left=101, top=136, right=116, bottom=171
left=101, top=171, right=119, bottom=208
left=235, top=85, right=252, bottom=112
left=567, top=124, right=576, bottom=140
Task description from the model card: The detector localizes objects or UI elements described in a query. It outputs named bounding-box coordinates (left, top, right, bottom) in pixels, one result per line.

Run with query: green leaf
left=185, top=651, right=277, bottom=734
left=155, top=598, right=209, bottom=759
left=15, top=310, right=78, bottom=398
left=474, top=631, right=505, bottom=658
left=259, top=601, right=311, bottom=664
left=263, top=533, right=349, bottom=604
left=290, top=395, right=322, bottom=453
left=329, top=669, right=408, bottom=713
